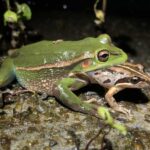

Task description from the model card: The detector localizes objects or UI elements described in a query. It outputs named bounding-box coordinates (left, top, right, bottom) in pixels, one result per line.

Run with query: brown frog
left=87, top=62, right=150, bottom=116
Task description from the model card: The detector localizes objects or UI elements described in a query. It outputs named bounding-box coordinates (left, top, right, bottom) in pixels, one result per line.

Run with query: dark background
left=21, top=0, right=150, bottom=15
left=1, top=0, right=150, bottom=16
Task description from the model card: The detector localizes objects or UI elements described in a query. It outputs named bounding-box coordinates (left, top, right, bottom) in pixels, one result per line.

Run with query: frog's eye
left=130, top=76, right=141, bottom=84
left=97, top=50, right=109, bottom=62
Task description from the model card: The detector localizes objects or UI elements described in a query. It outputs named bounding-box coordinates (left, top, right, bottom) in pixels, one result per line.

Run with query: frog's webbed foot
left=105, top=86, right=133, bottom=118
left=112, top=105, right=133, bottom=121
left=111, top=104, right=132, bottom=118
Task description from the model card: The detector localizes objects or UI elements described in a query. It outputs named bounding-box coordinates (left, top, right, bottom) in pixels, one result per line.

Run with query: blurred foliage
left=1, top=0, right=32, bottom=49
left=94, top=0, right=107, bottom=26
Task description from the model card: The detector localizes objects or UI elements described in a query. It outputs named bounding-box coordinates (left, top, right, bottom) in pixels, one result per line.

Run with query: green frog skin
left=0, top=34, right=128, bottom=117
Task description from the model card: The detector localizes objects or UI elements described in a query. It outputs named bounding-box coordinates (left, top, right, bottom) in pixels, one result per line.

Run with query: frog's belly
left=15, top=68, right=68, bottom=95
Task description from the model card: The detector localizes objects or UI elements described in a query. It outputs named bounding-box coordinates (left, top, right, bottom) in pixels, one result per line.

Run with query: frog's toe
left=112, top=105, right=133, bottom=119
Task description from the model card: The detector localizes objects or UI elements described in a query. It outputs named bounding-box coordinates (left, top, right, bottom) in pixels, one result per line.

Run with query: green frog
left=0, top=34, right=128, bottom=117
left=87, top=62, right=150, bottom=116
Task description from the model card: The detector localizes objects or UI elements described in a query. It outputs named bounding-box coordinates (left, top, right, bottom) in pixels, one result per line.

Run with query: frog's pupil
left=101, top=54, right=108, bottom=58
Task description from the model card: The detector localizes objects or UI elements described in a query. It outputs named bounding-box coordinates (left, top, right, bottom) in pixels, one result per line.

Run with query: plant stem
left=6, top=0, right=10, bottom=10
left=94, top=0, right=107, bottom=14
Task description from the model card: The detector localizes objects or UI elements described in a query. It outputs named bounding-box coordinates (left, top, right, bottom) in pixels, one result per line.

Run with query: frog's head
left=74, top=34, right=128, bottom=72
left=114, top=63, right=150, bottom=89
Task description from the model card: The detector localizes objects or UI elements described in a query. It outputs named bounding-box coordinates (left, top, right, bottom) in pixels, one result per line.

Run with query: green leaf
left=17, top=3, right=32, bottom=20
left=3, top=10, right=18, bottom=25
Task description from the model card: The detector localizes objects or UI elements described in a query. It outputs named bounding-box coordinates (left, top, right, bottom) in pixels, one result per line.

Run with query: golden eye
left=97, top=50, right=109, bottom=62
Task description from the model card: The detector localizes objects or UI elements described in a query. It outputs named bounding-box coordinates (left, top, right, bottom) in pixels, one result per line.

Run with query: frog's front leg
left=54, top=77, right=98, bottom=117
left=105, top=85, right=131, bottom=116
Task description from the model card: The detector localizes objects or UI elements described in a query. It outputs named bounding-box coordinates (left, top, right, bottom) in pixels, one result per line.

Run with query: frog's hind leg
left=54, top=77, right=99, bottom=117
left=0, top=58, right=15, bottom=87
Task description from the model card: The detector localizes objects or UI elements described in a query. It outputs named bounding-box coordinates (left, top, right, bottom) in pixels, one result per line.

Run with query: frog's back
left=13, top=37, right=104, bottom=67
